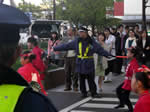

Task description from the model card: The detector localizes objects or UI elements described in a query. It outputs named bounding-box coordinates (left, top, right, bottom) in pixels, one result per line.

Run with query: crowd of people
left=1, top=3, right=150, bottom=112
left=24, top=24, right=150, bottom=111
left=52, top=25, right=150, bottom=112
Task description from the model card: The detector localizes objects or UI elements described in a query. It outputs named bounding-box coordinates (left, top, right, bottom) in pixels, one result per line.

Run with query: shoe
left=64, top=88, right=72, bottom=91
left=113, top=73, right=120, bottom=76
left=73, top=88, right=78, bottom=92
left=114, top=105, right=125, bottom=109
left=91, top=93, right=101, bottom=98
left=104, top=76, right=112, bottom=83
left=104, top=80, right=111, bottom=83
left=81, top=94, right=88, bottom=98
left=108, top=79, right=112, bottom=82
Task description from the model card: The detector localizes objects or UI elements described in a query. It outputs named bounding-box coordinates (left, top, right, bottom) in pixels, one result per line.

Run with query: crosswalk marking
left=92, top=97, right=138, bottom=103
left=59, top=97, right=92, bottom=112
left=60, top=94, right=138, bottom=112
left=80, top=103, right=135, bottom=109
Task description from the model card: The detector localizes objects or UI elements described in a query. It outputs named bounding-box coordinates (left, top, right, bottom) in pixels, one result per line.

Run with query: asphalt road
left=47, top=74, right=138, bottom=112
left=47, top=91, right=138, bottom=112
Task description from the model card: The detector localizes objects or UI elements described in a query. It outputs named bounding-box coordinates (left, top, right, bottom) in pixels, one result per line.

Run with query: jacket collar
left=0, top=65, right=29, bottom=86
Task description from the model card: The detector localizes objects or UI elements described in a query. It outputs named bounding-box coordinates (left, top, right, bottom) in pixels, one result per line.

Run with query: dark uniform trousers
left=116, top=83, right=133, bottom=111
left=79, top=73, right=97, bottom=95
left=114, top=58, right=123, bottom=74
left=64, top=57, right=78, bottom=89
left=105, top=59, right=115, bottom=76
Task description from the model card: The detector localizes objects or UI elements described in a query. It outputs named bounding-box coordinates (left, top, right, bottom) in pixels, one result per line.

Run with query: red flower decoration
left=136, top=65, right=150, bottom=73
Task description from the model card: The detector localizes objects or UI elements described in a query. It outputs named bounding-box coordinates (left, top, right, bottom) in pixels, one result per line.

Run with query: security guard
left=0, top=4, right=57, bottom=112
left=54, top=26, right=113, bottom=97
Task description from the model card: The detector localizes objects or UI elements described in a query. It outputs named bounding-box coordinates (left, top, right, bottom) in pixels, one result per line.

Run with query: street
left=47, top=74, right=139, bottom=112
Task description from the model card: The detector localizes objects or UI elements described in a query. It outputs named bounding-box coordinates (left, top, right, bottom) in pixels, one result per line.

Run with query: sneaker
left=64, top=88, right=72, bottom=91
left=108, top=79, right=112, bottom=82
left=73, top=88, right=78, bottom=92
left=91, top=93, right=101, bottom=98
left=104, top=76, right=109, bottom=83
left=81, top=94, right=88, bottom=98
left=104, top=79, right=111, bottom=83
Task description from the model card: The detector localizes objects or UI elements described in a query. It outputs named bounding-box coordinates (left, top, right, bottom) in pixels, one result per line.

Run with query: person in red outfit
left=27, top=37, right=46, bottom=80
left=131, top=66, right=150, bottom=112
left=114, top=47, right=140, bottom=112
left=18, top=51, right=47, bottom=95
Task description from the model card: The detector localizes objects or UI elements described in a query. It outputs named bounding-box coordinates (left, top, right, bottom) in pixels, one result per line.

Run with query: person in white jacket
left=125, top=29, right=137, bottom=50
left=104, top=28, right=116, bottom=83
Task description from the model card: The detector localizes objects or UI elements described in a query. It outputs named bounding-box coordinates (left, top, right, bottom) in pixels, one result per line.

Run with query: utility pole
left=53, top=0, right=56, bottom=20
left=142, top=0, right=146, bottom=30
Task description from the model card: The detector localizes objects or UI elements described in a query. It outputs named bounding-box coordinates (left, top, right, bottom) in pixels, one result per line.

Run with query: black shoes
left=91, top=93, right=100, bottom=98
left=64, top=88, right=72, bottom=91
left=114, top=104, right=125, bottom=109
left=73, top=88, right=78, bottom=92
left=81, top=94, right=88, bottom=98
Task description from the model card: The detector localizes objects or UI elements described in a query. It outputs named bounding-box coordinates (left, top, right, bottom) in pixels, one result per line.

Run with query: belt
left=77, top=55, right=93, bottom=59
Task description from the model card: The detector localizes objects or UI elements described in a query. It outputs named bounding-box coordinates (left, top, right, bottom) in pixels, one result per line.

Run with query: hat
left=78, top=26, right=88, bottom=32
left=0, top=4, right=31, bottom=43
left=0, top=4, right=31, bottom=28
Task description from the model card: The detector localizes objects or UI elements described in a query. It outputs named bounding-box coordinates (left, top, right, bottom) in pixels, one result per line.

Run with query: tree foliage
left=56, top=0, right=121, bottom=32
left=17, top=0, right=43, bottom=19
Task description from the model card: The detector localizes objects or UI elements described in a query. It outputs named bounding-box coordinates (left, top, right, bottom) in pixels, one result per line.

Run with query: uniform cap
left=78, top=26, right=88, bottom=32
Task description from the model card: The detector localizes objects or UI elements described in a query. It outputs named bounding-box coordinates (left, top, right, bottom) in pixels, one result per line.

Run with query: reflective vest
left=77, top=42, right=93, bottom=59
left=0, top=84, right=25, bottom=112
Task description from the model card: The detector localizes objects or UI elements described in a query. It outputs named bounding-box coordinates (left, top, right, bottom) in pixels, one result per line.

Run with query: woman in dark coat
left=137, top=30, right=150, bottom=67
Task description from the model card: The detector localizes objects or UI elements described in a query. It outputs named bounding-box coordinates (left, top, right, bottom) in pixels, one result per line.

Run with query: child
left=131, top=65, right=150, bottom=112
left=18, top=51, right=47, bottom=95
left=47, top=32, right=60, bottom=65
left=95, top=33, right=108, bottom=92
left=114, top=47, right=139, bottom=112
left=27, top=37, right=46, bottom=80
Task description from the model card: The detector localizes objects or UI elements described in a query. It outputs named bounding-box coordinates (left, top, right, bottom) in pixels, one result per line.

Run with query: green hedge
left=12, top=58, right=21, bottom=71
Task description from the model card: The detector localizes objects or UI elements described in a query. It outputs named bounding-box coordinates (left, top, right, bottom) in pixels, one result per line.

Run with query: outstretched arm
left=54, top=39, right=76, bottom=51
left=94, top=41, right=113, bottom=58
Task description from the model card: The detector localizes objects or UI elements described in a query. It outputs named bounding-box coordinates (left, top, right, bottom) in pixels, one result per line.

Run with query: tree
left=56, top=0, right=120, bottom=34
left=40, top=0, right=62, bottom=19
left=17, top=0, right=43, bottom=19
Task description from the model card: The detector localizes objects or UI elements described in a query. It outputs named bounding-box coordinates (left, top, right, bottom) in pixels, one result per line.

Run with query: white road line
left=59, top=97, right=92, bottom=112
left=92, top=97, right=138, bottom=103
left=80, top=103, right=135, bottom=109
